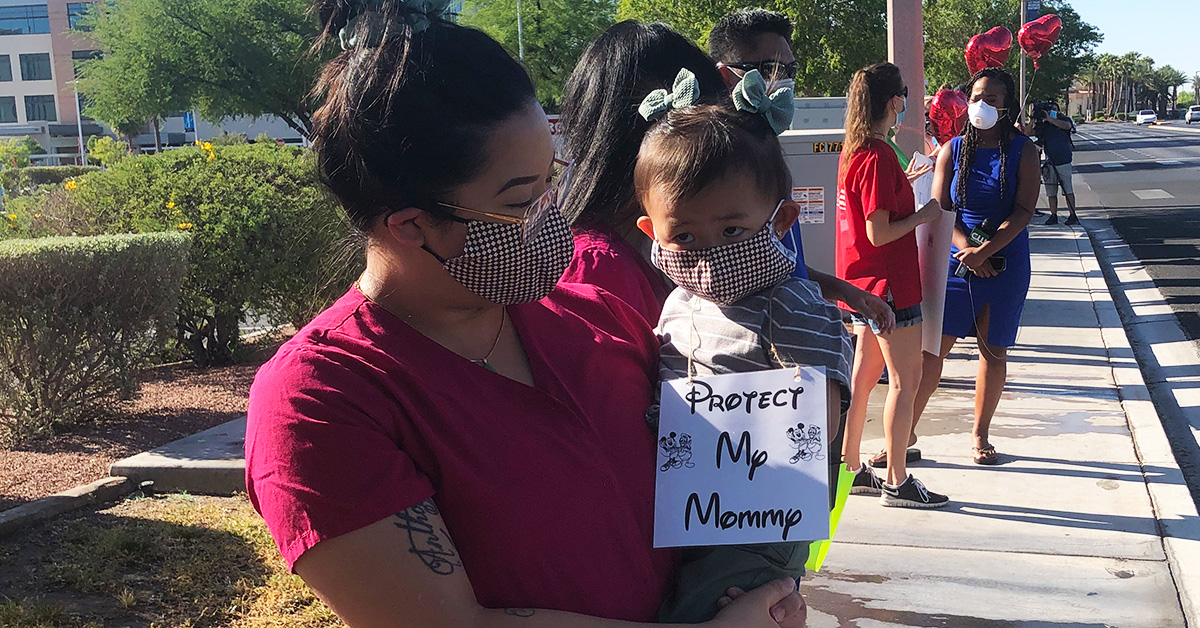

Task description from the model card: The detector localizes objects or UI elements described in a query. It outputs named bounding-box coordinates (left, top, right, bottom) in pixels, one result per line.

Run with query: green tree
left=1151, top=65, right=1187, bottom=113
left=86, top=136, right=130, bottom=167
left=923, top=0, right=1101, bottom=104
left=461, top=0, right=617, bottom=109
left=617, top=0, right=887, bottom=97
left=77, top=0, right=323, bottom=140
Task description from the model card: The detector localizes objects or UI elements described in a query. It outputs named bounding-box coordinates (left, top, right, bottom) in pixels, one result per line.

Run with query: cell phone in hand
left=990, top=256, right=1006, bottom=273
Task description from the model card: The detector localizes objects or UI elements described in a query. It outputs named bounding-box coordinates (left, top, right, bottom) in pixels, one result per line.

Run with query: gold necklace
left=470, top=311, right=506, bottom=372
left=356, top=281, right=506, bottom=372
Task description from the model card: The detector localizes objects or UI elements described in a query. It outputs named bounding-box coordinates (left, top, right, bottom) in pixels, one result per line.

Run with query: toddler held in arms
left=635, top=69, right=853, bottom=624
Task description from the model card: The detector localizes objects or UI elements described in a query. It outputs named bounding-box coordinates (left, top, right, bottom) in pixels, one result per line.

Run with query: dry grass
left=0, top=494, right=343, bottom=628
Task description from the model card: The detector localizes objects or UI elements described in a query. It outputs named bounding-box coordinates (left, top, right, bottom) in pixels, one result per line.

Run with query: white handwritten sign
left=654, top=367, right=830, bottom=548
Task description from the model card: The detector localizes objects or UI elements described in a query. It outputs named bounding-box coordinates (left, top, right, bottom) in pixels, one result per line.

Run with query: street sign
left=1025, top=0, right=1042, bottom=22
left=182, top=111, right=195, bottom=132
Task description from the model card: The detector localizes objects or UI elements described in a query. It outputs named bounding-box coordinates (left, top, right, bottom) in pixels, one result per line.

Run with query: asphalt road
left=1067, top=121, right=1200, bottom=493
left=1070, top=120, right=1200, bottom=342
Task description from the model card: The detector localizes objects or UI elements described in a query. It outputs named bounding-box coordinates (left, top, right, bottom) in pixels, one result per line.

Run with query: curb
left=1076, top=219, right=1200, bottom=626
left=108, top=416, right=246, bottom=496
left=0, top=476, right=132, bottom=538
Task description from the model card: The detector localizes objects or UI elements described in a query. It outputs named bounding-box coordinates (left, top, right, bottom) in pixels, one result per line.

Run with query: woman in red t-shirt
left=244, top=1, right=806, bottom=627
left=835, top=62, right=949, bottom=509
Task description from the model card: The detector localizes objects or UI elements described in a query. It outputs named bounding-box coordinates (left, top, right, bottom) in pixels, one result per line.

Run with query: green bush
left=3, top=185, right=103, bottom=240
left=1116, top=113, right=1128, bottom=121
left=1071, top=114, right=1086, bottom=125
left=209, top=132, right=248, bottom=146
left=1, top=166, right=101, bottom=198
left=68, top=143, right=356, bottom=365
left=0, top=233, right=190, bottom=446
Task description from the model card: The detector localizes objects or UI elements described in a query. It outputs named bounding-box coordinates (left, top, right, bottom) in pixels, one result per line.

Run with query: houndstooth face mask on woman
left=424, top=159, right=575, bottom=305
left=651, top=200, right=796, bottom=305
left=434, top=209, right=573, bottom=305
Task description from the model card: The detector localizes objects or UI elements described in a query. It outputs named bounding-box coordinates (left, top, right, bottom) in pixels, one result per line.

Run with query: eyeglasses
left=437, top=158, right=574, bottom=244
left=721, top=60, right=800, bottom=81
left=897, top=86, right=909, bottom=98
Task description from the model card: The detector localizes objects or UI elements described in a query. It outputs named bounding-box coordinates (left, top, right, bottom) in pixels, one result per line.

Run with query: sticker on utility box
left=792, top=187, right=825, bottom=224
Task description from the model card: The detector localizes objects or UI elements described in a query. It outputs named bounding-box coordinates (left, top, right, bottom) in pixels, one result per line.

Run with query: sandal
left=972, top=445, right=999, bottom=465
left=868, top=448, right=922, bottom=468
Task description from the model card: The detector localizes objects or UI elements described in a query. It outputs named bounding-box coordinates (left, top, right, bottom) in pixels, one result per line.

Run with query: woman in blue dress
left=911, top=68, right=1040, bottom=465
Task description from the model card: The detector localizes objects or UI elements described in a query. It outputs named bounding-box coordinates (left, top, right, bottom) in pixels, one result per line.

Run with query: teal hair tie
left=732, top=69, right=795, bottom=135
left=339, top=0, right=455, bottom=50
left=638, top=68, right=702, bottom=122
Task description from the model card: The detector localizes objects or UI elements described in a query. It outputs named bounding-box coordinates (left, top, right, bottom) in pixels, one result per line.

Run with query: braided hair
left=953, top=68, right=1020, bottom=212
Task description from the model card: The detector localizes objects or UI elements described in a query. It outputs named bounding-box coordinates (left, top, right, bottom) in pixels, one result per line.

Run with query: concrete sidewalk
left=805, top=226, right=1200, bottom=626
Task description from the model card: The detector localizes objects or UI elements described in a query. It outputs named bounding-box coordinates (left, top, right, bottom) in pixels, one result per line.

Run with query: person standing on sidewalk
left=836, top=62, right=949, bottom=508
left=1029, top=101, right=1078, bottom=225
left=706, top=8, right=896, bottom=334
left=911, top=68, right=1040, bottom=465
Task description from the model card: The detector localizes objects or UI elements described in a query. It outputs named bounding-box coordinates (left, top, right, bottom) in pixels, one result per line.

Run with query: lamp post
left=72, top=82, right=86, bottom=165
left=516, top=0, right=524, bottom=61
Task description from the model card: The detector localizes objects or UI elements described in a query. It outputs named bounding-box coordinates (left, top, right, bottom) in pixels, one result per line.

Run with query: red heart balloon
left=1018, top=14, right=1062, bottom=69
left=929, top=89, right=969, bottom=144
left=964, top=26, right=1012, bottom=75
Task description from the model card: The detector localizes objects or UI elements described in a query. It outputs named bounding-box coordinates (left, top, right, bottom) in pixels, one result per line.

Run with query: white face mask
left=968, top=100, right=1000, bottom=130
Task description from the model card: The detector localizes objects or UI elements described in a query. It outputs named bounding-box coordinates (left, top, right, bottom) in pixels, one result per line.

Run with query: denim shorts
left=850, top=301, right=923, bottom=335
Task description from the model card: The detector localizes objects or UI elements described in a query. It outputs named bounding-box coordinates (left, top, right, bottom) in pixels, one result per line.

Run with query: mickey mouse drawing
left=659, top=431, right=696, bottom=472
left=786, top=423, right=824, bottom=464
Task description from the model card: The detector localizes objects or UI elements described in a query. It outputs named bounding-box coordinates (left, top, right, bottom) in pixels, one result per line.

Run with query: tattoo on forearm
left=504, top=608, right=536, bottom=617
left=393, top=500, right=462, bottom=576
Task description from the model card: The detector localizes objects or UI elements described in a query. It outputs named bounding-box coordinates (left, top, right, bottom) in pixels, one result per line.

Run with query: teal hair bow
left=732, top=69, right=795, bottom=135
left=339, top=0, right=455, bottom=50
left=638, top=68, right=702, bottom=122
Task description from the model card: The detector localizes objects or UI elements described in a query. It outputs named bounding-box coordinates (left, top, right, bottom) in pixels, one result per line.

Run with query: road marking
left=1101, top=163, right=1125, bottom=168
left=1159, top=160, right=1184, bottom=166
left=1131, top=189, right=1174, bottom=200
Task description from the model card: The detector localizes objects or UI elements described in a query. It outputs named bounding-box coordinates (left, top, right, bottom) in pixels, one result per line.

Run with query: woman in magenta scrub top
left=244, top=1, right=805, bottom=627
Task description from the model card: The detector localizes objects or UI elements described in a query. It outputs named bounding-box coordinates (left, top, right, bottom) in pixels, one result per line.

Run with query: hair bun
left=339, top=0, right=456, bottom=49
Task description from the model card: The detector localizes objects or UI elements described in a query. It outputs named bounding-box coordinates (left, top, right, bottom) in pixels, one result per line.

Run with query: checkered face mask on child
left=651, top=200, right=797, bottom=305
left=430, top=208, right=573, bottom=305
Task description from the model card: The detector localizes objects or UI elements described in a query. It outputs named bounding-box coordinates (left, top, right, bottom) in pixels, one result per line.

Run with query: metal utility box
left=789, top=97, right=847, bottom=131
left=780, top=127, right=845, bottom=276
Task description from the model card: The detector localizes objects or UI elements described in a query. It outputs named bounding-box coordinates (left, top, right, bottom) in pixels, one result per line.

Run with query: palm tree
left=1193, top=72, right=1200, bottom=105
left=1092, top=53, right=1118, bottom=116
left=1155, top=66, right=1187, bottom=114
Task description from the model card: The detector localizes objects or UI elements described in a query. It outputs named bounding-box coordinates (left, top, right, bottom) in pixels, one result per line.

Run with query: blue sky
left=1074, top=0, right=1194, bottom=85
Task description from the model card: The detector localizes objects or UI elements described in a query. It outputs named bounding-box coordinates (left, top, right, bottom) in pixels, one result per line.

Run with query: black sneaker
left=1044, top=215, right=1058, bottom=225
left=880, top=475, right=949, bottom=508
left=849, top=464, right=884, bottom=495
left=1064, top=214, right=1079, bottom=226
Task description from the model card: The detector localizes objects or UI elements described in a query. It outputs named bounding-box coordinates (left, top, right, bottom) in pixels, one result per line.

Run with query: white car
left=1186, top=105, right=1200, bottom=124
left=1136, top=109, right=1158, bottom=125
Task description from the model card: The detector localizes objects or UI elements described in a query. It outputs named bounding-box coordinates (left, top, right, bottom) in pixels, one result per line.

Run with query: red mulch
left=0, top=357, right=268, bottom=513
